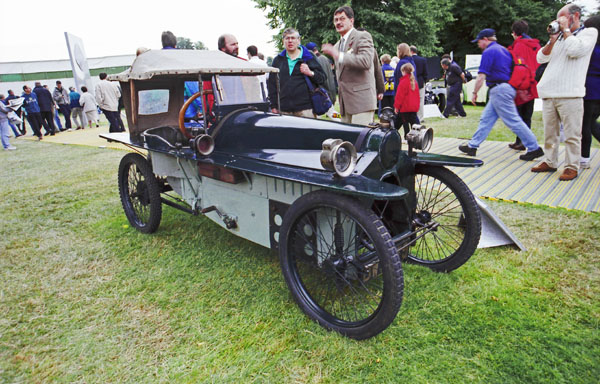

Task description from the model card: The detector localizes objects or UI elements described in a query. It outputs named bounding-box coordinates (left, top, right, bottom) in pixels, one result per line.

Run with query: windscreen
left=214, top=74, right=268, bottom=105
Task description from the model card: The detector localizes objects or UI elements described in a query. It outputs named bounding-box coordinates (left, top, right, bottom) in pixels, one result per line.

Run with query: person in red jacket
left=507, top=20, right=541, bottom=150
left=394, top=62, right=420, bottom=136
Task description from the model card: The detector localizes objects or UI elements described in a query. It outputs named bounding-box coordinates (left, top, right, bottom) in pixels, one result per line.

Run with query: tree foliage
left=253, top=0, right=454, bottom=56
left=440, top=0, right=567, bottom=63
left=176, top=37, right=207, bottom=50
left=252, top=0, right=567, bottom=62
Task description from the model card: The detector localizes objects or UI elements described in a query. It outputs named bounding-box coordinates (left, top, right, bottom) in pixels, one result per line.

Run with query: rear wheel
left=409, top=166, right=480, bottom=272
left=118, top=153, right=162, bottom=233
left=279, top=191, right=404, bottom=340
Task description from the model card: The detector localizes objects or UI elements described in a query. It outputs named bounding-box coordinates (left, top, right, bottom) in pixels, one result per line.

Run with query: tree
left=253, top=0, right=566, bottom=65
left=253, top=0, right=454, bottom=57
left=440, top=0, right=567, bottom=64
left=176, top=37, right=207, bottom=50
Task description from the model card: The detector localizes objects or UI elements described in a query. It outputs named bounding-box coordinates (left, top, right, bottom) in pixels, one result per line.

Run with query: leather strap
left=354, top=126, right=372, bottom=151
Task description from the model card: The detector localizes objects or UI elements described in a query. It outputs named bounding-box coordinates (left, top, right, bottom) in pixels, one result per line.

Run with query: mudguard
left=414, top=152, right=483, bottom=167
left=205, top=151, right=408, bottom=201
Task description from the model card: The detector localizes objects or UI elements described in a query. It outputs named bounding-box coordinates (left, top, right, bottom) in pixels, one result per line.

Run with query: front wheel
left=409, top=165, right=481, bottom=272
left=118, top=153, right=162, bottom=233
left=279, top=191, right=404, bottom=340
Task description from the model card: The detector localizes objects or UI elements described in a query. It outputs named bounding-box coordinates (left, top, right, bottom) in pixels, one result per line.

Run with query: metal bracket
left=176, top=157, right=202, bottom=211
left=201, top=206, right=237, bottom=229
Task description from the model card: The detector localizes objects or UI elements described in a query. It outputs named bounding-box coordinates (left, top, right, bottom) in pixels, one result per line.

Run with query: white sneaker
left=580, top=159, right=590, bottom=169
left=4, top=146, right=17, bottom=150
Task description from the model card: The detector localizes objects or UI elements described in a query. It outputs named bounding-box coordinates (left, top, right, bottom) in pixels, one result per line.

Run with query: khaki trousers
left=282, top=109, right=315, bottom=118
left=417, top=88, right=425, bottom=120
left=341, top=111, right=375, bottom=126
left=541, top=98, right=583, bottom=171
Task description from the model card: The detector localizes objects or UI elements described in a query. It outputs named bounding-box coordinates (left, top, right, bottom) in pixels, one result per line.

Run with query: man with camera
left=531, top=3, right=597, bottom=181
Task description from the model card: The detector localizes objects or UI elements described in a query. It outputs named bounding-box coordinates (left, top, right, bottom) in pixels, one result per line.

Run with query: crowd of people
left=0, top=74, right=125, bottom=150
left=459, top=4, right=599, bottom=181
left=268, top=3, right=598, bottom=181
left=2, top=4, right=599, bottom=182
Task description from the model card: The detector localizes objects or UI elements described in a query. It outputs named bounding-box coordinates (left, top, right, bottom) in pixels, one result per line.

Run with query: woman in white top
left=79, top=86, right=98, bottom=129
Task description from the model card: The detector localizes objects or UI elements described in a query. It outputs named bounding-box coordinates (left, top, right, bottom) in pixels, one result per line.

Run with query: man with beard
left=218, top=34, right=240, bottom=57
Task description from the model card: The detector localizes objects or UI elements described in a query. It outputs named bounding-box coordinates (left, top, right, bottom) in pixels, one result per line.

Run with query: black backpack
left=463, top=69, right=474, bottom=82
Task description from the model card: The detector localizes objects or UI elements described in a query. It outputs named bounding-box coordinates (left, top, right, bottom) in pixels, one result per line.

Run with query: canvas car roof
left=110, top=49, right=278, bottom=81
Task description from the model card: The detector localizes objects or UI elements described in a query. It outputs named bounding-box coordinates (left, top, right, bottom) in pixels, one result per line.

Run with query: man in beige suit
left=322, top=6, right=381, bottom=125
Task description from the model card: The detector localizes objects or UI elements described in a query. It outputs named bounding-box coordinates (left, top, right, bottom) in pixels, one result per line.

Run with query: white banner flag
left=64, top=32, right=94, bottom=94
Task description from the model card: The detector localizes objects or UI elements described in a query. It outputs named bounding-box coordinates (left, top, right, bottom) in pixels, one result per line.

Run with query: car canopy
left=110, top=50, right=278, bottom=81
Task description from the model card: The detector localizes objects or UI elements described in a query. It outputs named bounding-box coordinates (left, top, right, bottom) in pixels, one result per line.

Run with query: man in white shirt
left=247, top=45, right=268, bottom=96
left=531, top=3, right=597, bottom=181
left=95, top=72, right=122, bottom=132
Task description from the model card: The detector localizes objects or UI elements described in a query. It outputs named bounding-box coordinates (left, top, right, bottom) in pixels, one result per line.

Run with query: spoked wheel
left=118, top=153, right=162, bottom=233
left=409, top=165, right=481, bottom=272
left=279, top=191, right=404, bottom=340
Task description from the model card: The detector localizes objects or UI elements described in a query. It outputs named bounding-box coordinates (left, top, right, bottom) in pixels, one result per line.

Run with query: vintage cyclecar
left=102, top=50, right=483, bottom=339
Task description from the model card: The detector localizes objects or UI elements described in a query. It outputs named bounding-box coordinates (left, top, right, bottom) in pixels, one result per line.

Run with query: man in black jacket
left=33, top=82, right=57, bottom=135
left=441, top=58, right=467, bottom=118
left=410, top=45, right=428, bottom=121
left=267, top=28, right=325, bottom=117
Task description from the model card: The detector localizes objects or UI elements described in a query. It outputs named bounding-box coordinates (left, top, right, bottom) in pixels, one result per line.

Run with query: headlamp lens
left=335, top=146, right=352, bottom=172
left=320, top=139, right=357, bottom=177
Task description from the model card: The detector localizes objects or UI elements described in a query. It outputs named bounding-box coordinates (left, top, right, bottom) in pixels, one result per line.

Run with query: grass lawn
left=1, top=115, right=599, bottom=383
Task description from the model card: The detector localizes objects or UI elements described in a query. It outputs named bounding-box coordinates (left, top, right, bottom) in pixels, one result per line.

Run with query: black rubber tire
left=118, top=153, right=162, bottom=234
left=279, top=190, right=404, bottom=340
left=409, top=165, right=481, bottom=272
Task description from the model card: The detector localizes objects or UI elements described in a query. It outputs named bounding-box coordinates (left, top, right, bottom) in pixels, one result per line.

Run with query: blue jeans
left=468, top=83, right=539, bottom=151
left=1, top=120, right=11, bottom=148
left=54, top=109, right=63, bottom=130
left=9, top=122, right=20, bottom=137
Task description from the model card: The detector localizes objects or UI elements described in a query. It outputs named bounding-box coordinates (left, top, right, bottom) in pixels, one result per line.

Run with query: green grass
left=1, top=126, right=599, bottom=383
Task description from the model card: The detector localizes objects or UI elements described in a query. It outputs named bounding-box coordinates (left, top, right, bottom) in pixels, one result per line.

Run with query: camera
left=548, top=21, right=561, bottom=34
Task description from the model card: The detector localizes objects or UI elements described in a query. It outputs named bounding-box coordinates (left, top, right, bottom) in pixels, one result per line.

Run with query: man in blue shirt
left=69, top=87, right=84, bottom=130
left=459, top=28, right=543, bottom=161
left=21, top=85, right=43, bottom=139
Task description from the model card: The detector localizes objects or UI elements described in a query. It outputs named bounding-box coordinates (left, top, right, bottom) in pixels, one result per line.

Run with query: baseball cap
left=305, top=42, right=317, bottom=51
left=471, top=28, right=496, bottom=43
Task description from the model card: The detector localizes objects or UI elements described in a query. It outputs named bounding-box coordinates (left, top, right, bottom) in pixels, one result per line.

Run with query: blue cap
left=306, top=42, right=317, bottom=51
left=471, top=28, right=496, bottom=43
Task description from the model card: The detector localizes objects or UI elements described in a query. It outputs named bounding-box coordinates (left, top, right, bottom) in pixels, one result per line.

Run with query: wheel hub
left=323, top=256, right=346, bottom=278
left=414, top=210, right=433, bottom=227
left=132, top=181, right=150, bottom=205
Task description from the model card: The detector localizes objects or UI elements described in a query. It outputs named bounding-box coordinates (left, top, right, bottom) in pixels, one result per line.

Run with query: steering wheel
left=178, top=90, right=213, bottom=139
